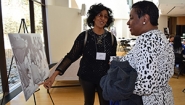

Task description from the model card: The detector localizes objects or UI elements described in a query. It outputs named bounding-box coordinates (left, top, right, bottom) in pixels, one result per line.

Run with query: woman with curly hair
left=44, top=3, right=117, bottom=105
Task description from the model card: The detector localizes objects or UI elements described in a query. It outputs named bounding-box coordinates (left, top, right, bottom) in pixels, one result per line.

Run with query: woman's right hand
left=43, top=76, right=55, bottom=89
left=43, top=71, right=60, bottom=89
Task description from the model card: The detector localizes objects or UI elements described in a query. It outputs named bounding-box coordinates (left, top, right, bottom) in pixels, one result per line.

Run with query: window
left=0, top=0, right=49, bottom=102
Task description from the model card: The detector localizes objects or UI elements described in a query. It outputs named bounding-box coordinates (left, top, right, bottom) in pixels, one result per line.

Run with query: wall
left=75, top=0, right=130, bottom=19
left=114, top=19, right=131, bottom=39
left=114, top=16, right=168, bottom=39
left=158, top=15, right=168, bottom=33
left=55, top=0, right=69, bottom=7
left=114, top=19, right=123, bottom=38
left=168, top=17, right=177, bottom=36
left=46, top=0, right=69, bottom=7
left=177, top=16, right=185, bottom=25
left=46, top=6, right=82, bottom=63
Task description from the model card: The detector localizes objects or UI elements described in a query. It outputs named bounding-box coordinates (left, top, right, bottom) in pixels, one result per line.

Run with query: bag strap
left=84, top=30, right=88, bottom=46
left=84, top=30, right=114, bottom=47
left=110, top=32, right=114, bottom=46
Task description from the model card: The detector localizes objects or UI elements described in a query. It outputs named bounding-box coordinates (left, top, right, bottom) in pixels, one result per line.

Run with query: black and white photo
left=8, top=33, right=49, bottom=101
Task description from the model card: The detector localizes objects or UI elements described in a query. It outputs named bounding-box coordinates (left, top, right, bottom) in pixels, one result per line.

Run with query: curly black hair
left=86, top=3, right=114, bottom=28
left=132, top=1, right=159, bottom=26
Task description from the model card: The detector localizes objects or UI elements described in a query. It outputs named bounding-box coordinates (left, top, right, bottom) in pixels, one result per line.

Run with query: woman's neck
left=92, top=28, right=105, bottom=35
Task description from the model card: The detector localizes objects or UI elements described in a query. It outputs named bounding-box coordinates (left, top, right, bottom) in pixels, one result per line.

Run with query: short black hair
left=86, top=3, right=114, bottom=28
left=132, top=1, right=159, bottom=26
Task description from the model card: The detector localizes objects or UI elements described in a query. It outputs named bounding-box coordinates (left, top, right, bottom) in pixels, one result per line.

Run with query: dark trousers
left=79, top=78, right=109, bottom=105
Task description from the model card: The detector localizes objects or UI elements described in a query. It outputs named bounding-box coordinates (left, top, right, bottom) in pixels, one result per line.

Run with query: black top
left=56, top=29, right=117, bottom=84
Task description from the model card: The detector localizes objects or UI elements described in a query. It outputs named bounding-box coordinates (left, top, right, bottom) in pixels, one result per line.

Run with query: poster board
left=8, top=33, right=49, bottom=101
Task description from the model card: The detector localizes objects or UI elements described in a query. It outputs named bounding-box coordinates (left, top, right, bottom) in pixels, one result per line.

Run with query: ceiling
left=157, top=0, right=185, bottom=16
left=74, top=0, right=185, bottom=17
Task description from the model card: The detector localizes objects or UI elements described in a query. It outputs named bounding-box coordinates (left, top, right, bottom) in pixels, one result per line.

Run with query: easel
left=0, top=19, right=55, bottom=105
left=18, top=19, right=28, bottom=33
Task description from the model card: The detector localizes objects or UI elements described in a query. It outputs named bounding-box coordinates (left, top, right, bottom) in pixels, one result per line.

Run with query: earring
left=143, top=22, right=146, bottom=25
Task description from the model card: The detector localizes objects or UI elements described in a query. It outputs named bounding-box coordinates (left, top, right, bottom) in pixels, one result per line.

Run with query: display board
left=8, top=33, right=49, bottom=101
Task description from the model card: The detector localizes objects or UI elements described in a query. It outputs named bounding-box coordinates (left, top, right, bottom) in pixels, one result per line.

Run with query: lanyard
left=94, top=34, right=106, bottom=53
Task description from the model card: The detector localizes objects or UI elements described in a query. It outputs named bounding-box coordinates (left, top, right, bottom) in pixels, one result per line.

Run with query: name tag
left=96, top=52, right=106, bottom=60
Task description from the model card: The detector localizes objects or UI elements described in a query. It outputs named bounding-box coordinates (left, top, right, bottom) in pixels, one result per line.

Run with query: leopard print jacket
left=113, top=29, right=174, bottom=105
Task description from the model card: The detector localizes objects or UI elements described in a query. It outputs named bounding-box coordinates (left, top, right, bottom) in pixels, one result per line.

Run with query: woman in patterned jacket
left=111, top=1, right=174, bottom=105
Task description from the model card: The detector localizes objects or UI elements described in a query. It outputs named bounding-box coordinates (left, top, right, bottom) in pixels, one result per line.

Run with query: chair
left=120, top=40, right=131, bottom=53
